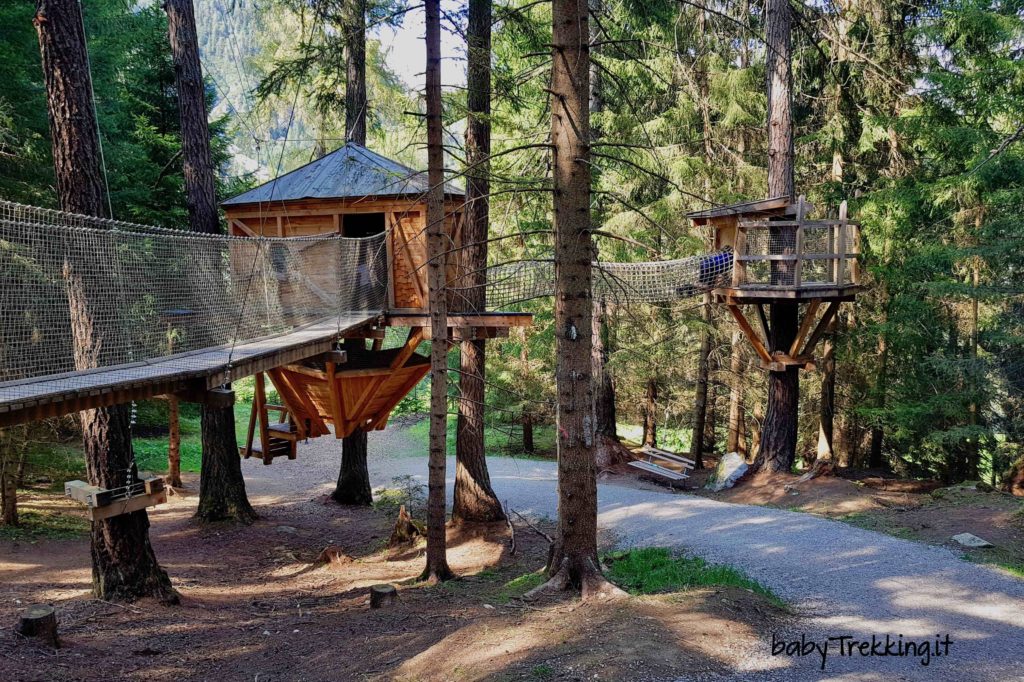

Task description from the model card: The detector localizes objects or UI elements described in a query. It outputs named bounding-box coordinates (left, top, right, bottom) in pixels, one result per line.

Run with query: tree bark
left=522, top=412, right=535, bottom=453
left=592, top=298, right=617, bottom=439
left=421, top=0, right=453, bottom=582
left=332, top=426, right=372, bottom=505
left=538, top=0, right=620, bottom=599
left=642, top=378, right=658, bottom=447
left=166, top=0, right=255, bottom=520
left=754, top=0, right=799, bottom=475
left=196, top=403, right=257, bottom=523
left=814, top=322, right=837, bottom=467
left=726, top=331, right=746, bottom=456
left=166, top=397, right=182, bottom=488
left=690, top=300, right=713, bottom=467
left=1, top=433, right=18, bottom=526
left=452, top=0, right=504, bottom=524
left=333, top=340, right=372, bottom=505
left=343, top=0, right=367, bottom=144
left=35, top=0, right=177, bottom=604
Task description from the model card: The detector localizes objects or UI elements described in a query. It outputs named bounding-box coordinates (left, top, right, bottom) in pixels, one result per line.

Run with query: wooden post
left=732, top=223, right=747, bottom=287
left=15, top=605, right=59, bottom=647
left=835, top=201, right=847, bottom=286
left=792, top=195, right=806, bottom=287
left=254, top=373, right=272, bottom=465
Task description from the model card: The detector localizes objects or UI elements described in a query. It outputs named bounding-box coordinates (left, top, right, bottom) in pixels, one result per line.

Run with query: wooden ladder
left=240, top=372, right=301, bottom=465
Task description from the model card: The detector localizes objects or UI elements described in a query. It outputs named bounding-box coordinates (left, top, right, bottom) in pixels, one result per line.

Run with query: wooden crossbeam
left=799, top=300, right=841, bottom=358
left=727, top=305, right=773, bottom=366
left=789, top=300, right=821, bottom=357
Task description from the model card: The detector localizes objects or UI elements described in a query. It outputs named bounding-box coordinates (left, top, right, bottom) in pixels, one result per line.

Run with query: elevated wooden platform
left=264, top=328, right=431, bottom=440
left=0, top=313, right=380, bottom=428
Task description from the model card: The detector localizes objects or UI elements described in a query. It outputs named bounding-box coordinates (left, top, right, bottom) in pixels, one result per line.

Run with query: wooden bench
left=627, top=445, right=695, bottom=484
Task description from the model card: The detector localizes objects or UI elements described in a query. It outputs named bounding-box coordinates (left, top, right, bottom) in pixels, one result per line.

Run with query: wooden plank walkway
left=0, top=313, right=379, bottom=427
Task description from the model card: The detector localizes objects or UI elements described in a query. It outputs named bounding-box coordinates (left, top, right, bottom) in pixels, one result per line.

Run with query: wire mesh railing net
left=740, top=222, right=855, bottom=287
left=481, top=249, right=733, bottom=308
left=0, top=201, right=387, bottom=397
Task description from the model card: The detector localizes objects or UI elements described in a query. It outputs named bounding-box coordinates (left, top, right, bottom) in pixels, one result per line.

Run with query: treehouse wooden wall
left=224, top=197, right=465, bottom=314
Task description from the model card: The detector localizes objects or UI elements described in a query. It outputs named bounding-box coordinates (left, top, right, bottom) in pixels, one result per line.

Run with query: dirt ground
left=0, top=478, right=789, bottom=682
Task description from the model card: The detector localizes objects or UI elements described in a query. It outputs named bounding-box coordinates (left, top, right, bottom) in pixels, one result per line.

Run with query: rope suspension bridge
left=0, top=200, right=735, bottom=428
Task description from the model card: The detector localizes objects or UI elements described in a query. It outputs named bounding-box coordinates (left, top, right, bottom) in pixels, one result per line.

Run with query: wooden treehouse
left=223, top=143, right=531, bottom=461
left=688, top=196, right=861, bottom=372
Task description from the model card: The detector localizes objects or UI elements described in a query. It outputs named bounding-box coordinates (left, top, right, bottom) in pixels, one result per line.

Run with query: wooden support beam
left=788, top=300, right=821, bottom=358
left=254, top=373, right=272, bottom=465
left=756, top=304, right=771, bottom=344
left=799, top=300, right=841, bottom=358
left=727, top=305, right=773, bottom=366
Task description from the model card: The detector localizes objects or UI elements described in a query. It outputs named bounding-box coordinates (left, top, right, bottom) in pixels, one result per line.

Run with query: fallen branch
left=508, top=507, right=553, bottom=544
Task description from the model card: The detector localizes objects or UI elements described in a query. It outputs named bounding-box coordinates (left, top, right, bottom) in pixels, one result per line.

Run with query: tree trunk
left=453, top=0, right=503, bottom=524
left=642, top=379, right=658, bottom=447
left=1, top=434, right=18, bottom=526
left=814, top=322, right=837, bottom=467
left=421, top=0, right=453, bottom=582
left=35, top=0, right=177, bottom=604
left=196, top=403, right=257, bottom=523
left=333, top=427, right=372, bottom=505
left=869, top=320, right=889, bottom=469
left=537, top=0, right=620, bottom=599
left=755, top=0, right=799, bottom=475
left=522, top=412, right=535, bottom=454
left=592, top=299, right=617, bottom=439
left=166, top=397, right=182, bottom=488
left=690, top=300, right=713, bottom=467
left=343, top=0, right=367, bottom=144
left=333, top=340, right=372, bottom=505
left=454, top=343, right=504, bottom=522
left=165, top=0, right=254, bottom=519
left=726, top=331, right=746, bottom=457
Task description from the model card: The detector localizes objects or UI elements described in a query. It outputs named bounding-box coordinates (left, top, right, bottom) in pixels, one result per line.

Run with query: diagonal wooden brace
left=727, top=305, right=773, bottom=366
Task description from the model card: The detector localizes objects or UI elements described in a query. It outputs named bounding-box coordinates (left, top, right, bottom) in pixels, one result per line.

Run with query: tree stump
left=369, top=584, right=397, bottom=609
left=15, top=605, right=59, bottom=647
left=387, top=504, right=422, bottom=548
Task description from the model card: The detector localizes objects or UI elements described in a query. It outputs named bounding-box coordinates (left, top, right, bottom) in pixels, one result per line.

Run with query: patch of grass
left=372, top=475, right=427, bottom=516
left=604, top=547, right=785, bottom=608
left=493, top=571, right=546, bottom=603
left=529, top=663, right=554, bottom=680
left=20, top=441, right=86, bottom=492
left=0, top=510, right=89, bottom=541
left=133, top=400, right=254, bottom=474
left=405, top=416, right=556, bottom=459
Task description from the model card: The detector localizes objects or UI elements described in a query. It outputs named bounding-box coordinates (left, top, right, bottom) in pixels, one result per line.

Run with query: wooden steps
left=628, top=445, right=696, bottom=486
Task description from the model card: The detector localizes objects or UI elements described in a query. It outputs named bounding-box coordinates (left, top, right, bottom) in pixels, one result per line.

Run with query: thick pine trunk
left=453, top=0, right=503, bottom=523
left=815, top=325, right=837, bottom=466
left=333, top=428, right=372, bottom=505
left=421, top=0, right=453, bottom=582
left=35, top=0, right=176, bottom=604
left=755, top=0, right=799, bottom=475
left=538, top=0, right=620, bottom=600
left=522, top=412, right=535, bottom=453
left=758, top=304, right=800, bottom=472
left=1, top=435, right=18, bottom=526
left=165, top=0, right=254, bottom=519
left=343, top=0, right=367, bottom=144
left=196, top=404, right=257, bottom=523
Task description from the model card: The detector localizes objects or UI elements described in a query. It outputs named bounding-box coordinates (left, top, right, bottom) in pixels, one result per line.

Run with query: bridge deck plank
left=0, top=313, right=379, bottom=427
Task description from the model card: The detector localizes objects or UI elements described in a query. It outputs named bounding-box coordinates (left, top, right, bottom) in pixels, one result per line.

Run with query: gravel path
left=243, top=426, right=1024, bottom=681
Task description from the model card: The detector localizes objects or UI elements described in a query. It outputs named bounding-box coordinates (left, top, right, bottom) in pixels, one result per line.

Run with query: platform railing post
left=836, top=200, right=847, bottom=286
left=732, top=223, right=747, bottom=287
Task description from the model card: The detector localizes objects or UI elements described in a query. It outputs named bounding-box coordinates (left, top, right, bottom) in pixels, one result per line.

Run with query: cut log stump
left=370, top=584, right=397, bottom=609
left=387, top=504, right=422, bottom=548
left=15, top=605, right=59, bottom=647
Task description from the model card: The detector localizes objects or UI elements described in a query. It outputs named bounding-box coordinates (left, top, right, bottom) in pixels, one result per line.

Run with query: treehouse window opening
left=344, top=212, right=386, bottom=238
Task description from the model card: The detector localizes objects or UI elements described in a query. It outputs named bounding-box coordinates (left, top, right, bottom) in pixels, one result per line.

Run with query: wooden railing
left=731, top=200, right=860, bottom=289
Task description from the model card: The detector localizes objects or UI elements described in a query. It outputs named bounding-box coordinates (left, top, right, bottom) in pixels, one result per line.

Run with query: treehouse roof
left=222, top=142, right=464, bottom=207
left=686, top=196, right=798, bottom=225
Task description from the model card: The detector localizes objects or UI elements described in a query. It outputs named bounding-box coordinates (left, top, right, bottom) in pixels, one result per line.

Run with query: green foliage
left=0, top=510, right=90, bottom=541
left=604, top=547, right=785, bottom=608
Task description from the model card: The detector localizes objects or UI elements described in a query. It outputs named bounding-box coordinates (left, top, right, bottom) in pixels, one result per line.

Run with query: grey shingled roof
left=222, top=143, right=464, bottom=206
